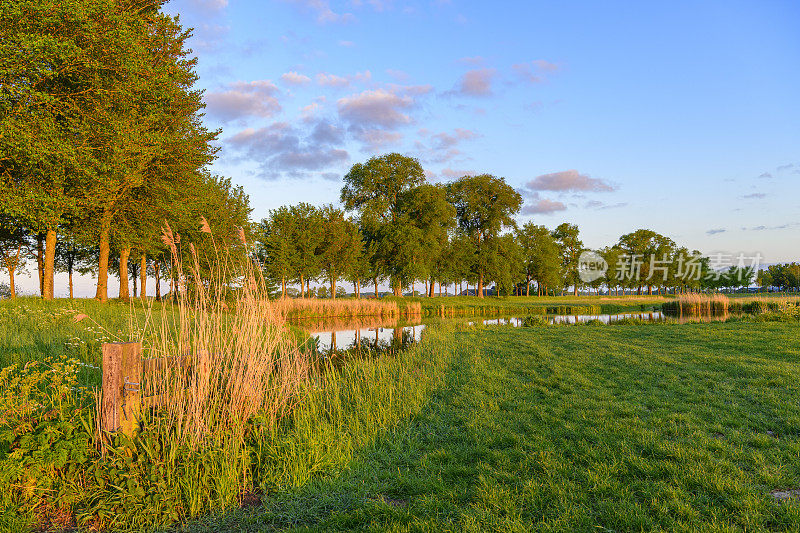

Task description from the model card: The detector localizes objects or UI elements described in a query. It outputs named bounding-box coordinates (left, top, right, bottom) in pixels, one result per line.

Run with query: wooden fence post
left=101, top=342, right=142, bottom=437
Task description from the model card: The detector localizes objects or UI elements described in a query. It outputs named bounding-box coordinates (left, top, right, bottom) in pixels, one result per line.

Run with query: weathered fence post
left=101, top=342, right=142, bottom=437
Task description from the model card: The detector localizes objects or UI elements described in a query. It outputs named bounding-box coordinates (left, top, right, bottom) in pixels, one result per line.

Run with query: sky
left=6, top=0, right=800, bottom=296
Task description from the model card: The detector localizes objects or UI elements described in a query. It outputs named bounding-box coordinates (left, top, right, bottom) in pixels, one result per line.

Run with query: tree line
left=256, top=153, right=758, bottom=299
left=0, top=0, right=249, bottom=300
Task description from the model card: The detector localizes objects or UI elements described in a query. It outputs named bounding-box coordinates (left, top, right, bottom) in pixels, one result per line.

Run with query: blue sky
left=9, top=0, right=800, bottom=296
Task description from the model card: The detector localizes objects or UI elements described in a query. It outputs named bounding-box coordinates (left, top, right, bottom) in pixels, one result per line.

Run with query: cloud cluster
left=522, top=193, right=567, bottom=215
left=453, top=68, right=496, bottom=97
left=337, top=89, right=414, bottom=129
left=414, top=128, right=479, bottom=164
left=205, top=80, right=281, bottom=122
left=526, top=170, right=616, bottom=192
left=282, top=0, right=354, bottom=24
left=512, top=60, right=559, bottom=84
left=280, top=71, right=311, bottom=86
left=226, top=121, right=348, bottom=179
left=520, top=170, right=618, bottom=216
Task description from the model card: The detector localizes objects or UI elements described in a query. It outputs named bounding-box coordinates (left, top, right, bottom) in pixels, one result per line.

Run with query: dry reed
left=663, top=293, right=730, bottom=315
left=126, top=222, right=310, bottom=447
left=274, top=297, right=422, bottom=319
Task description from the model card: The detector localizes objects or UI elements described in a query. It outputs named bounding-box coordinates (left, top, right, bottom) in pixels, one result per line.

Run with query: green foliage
left=446, top=174, right=522, bottom=295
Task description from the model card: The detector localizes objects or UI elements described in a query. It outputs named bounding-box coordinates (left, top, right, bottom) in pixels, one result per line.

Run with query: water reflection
left=291, top=316, right=425, bottom=353
left=293, top=310, right=733, bottom=357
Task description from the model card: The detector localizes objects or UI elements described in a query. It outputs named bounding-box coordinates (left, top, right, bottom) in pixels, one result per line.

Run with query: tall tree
left=0, top=217, right=29, bottom=299
left=518, top=223, right=561, bottom=296
left=552, top=223, right=584, bottom=296
left=317, top=206, right=362, bottom=300
left=447, top=174, right=522, bottom=297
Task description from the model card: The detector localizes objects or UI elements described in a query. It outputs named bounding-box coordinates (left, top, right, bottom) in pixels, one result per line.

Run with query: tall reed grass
left=133, top=221, right=310, bottom=447
left=662, top=294, right=730, bottom=315
left=275, top=297, right=422, bottom=319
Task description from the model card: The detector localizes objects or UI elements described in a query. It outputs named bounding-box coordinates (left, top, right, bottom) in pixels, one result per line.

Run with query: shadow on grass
left=181, top=342, right=484, bottom=532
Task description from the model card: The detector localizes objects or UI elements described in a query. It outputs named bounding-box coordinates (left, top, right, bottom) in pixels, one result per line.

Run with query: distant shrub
left=522, top=316, right=549, bottom=327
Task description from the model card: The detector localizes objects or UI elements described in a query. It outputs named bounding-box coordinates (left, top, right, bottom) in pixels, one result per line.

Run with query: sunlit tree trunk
left=140, top=254, right=147, bottom=301
left=43, top=229, right=56, bottom=300
left=477, top=270, right=484, bottom=298
left=3, top=245, right=20, bottom=299
left=154, top=262, right=161, bottom=301
left=36, top=233, right=44, bottom=296
left=95, top=208, right=113, bottom=302
left=374, top=277, right=379, bottom=299
left=331, top=275, right=337, bottom=300
left=119, top=247, right=130, bottom=300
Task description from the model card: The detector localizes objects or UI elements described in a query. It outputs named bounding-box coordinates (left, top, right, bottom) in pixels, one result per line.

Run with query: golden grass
left=663, top=293, right=730, bottom=315
left=123, top=222, right=310, bottom=447
left=292, top=314, right=422, bottom=333
left=273, top=297, right=422, bottom=319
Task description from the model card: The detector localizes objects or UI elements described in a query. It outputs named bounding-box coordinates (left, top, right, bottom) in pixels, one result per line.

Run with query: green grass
left=189, top=321, right=800, bottom=532
left=3, top=298, right=800, bottom=531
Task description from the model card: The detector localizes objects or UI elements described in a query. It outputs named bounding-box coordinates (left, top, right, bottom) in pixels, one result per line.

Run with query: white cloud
left=337, top=89, right=414, bottom=128
left=204, top=80, right=281, bottom=122
left=280, top=71, right=311, bottom=85
left=526, top=170, right=616, bottom=192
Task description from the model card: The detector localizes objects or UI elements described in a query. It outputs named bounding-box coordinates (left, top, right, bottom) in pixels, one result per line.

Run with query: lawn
left=2, top=299, right=799, bottom=531
left=190, top=321, right=800, bottom=532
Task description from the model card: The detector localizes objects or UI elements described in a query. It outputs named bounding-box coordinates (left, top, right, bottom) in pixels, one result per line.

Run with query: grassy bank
left=4, top=298, right=800, bottom=531
left=190, top=320, right=800, bottom=531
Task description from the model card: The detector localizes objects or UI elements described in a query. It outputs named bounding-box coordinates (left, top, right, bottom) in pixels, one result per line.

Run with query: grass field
left=2, top=298, right=800, bottom=531
left=189, top=321, right=800, bottom=532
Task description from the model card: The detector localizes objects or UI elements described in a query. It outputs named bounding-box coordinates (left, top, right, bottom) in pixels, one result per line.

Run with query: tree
left=551, top=223, right=583, bottom=296
left=397, top=184, right=455, bottom=296
left=518, top=223, right=561, bottom=296
left=257, top=207, right=296, bottom=298
left=447, top=174, right=522, bottom=297
left=290, top=203, right=324, bottom=298
left=488, top=233, right=523, bottom=296
left=341, top=153, right=425, bottom=223
left=0, top=217, right=29, bottom=299
left=317, top=206, right=362, bottom=300
left=341, top=154, right=447, bottom=296
left=85, top=5, right=217, bottom=302
left=616, top=229, right=676, bottom=295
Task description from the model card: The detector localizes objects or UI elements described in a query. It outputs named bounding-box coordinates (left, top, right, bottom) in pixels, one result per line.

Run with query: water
left=292, top=310, right=735, bottom=353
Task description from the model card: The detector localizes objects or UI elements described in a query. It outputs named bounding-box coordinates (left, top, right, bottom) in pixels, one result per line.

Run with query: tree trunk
left=140, top=254, right=147, bottom=301
left=119, top=247, right=131, bottom=300
left=4, top=247, right=19, bottom=299
left=36, top=233, right=44, bottom=296
left=155, top=262, right=161, bottom=301
left=95, top=208, right=113, bottom=302
left=281, top=276, right=286, bottom=298
left=42, top=229, right=56, bottom=300
left=132, top=268, right=138, bottom=297
left=300, top=274, right=305, bottom=298
left=477, top=270, right=484, bottom=298
left=374, top=277, right=378, bottom=299
left=68, top=268, right=73, bottom=299
left=428, top=278, right=435, bottom=298
left=331, top=276, right=336, bottom=300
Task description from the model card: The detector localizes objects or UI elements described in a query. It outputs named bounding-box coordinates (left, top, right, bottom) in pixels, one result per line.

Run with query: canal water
left=291, top=310, right=729, bottom=352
